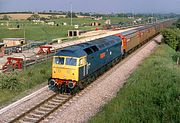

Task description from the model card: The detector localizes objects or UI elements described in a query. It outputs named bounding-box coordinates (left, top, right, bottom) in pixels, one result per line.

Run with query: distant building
left=74, top=25, right=79, bottom=29
left=105, top=20, right=111, bottom=25
left=0, top=43, right=5, bottom=57
left=92, top=17, right=103, bottom=20
left=68, top=30, right=86, bottom=37
left=32, top=19, right=44, bottom=23
left=62, top=22, right=67, bottom=26
left=45, top=21, right=55, bottom=25
left=2, top=38, right=26, bottom=47
left=90, top=22, right=101, bottom=26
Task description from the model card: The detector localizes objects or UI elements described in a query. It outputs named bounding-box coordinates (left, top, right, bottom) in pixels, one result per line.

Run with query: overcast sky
left=0, top=0, right=180, bottom=13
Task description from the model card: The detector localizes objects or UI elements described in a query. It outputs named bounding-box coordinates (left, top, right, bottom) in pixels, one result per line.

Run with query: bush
left=0, top=74, right=21, bottom=91
left=161, top=29, right=179, bottom=50
left=172, top=52, right=180, bottom=63
left=1, top=15, right=11, bottom=20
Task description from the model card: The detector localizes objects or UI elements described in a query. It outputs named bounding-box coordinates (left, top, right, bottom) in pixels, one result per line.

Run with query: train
left=48, top=19, right=175, bottom=94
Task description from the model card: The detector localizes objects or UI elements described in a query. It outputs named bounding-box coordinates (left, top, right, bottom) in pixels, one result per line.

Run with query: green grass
left=0, top=17, right=133, bottom=42
left=0, top=18, right=103, bottom=41
left=0, top=60, right=52, bottom=107
left=89, top=44, right=180, bottom=123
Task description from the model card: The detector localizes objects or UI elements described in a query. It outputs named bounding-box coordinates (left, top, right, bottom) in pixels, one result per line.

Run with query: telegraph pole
left=70, top=3, right=73, bottom=26
left=24, top=23, right=26, bottom=40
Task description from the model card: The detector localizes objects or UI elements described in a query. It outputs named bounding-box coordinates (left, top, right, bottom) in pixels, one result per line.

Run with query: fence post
left=22, top=54, right=26, bottom=70
left=177, top=57, right=180, bottom=65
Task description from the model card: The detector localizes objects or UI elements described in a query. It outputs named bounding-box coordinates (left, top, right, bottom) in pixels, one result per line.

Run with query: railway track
left=9, top=93, right=72, bottom=123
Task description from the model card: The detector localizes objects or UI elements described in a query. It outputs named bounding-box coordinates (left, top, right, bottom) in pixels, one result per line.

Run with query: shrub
left=161, top=29, right=179, bottom=50
left=172, top=52, right=180, bottom=64
left=0, top=74, right=21, bottom=91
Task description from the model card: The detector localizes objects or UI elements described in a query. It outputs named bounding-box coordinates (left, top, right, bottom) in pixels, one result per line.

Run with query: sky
left=0, top=0, right=180, bottom=14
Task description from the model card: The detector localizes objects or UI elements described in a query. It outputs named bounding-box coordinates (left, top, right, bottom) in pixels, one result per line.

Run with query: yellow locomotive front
left=48, top=46, right=87, bottom=93
left=52, top=56, right=79, bottom=82
left=48, top=56, right=78, bottom=92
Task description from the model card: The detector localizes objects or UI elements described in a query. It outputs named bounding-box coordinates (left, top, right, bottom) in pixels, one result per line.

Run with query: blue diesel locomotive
left=48, top=35, right=123, bottom=93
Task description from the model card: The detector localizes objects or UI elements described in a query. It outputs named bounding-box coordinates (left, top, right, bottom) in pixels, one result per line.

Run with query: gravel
left=41, top=35, right=162, bottom=123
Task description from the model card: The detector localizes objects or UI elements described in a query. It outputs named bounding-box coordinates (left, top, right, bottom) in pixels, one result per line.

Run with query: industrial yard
left=0, top=0, right=180, bottom=123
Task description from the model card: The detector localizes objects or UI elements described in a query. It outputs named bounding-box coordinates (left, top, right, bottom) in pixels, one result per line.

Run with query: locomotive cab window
left=66, top=58, right=77, bottom=66
left=54, top=57, right=64, bottom=65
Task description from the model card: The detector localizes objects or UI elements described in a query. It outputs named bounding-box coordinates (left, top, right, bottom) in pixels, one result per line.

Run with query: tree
left=2, top=15, right=11, bottom=20
left=174, top=18, right=180, bottom=29
left=27, top=14, right=40, bottom=21
left=49, top=15, right=58, bottom=19
left=66, top=12, right=77, bottom=18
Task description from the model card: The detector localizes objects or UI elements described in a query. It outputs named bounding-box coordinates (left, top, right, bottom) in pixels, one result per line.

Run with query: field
left=0, top=13, right=66, bottom=20
left=0, top=19, right=100, bottom=41
left=89, top=44, right=180, bottom=123
left=0, top=17, right=132, bottom=42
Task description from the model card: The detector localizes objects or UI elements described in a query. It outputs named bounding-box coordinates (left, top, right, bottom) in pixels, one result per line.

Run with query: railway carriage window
left=84, top=48, right=93, bottom=55
left=55, top=57, right=64, bottom=65
left=66, top=58, right=77, bottom=66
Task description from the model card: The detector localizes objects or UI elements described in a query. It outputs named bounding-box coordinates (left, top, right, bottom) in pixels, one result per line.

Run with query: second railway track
left=9, top=93, right=72, bottom=123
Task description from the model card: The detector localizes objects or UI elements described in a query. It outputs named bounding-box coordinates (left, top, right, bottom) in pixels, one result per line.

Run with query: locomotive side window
left=55, top=57, right=64, bottom=65
left=84, top=48, right=93, bottom=55
left=90, top=46, right=99, bottom=52
left=66, top=58, right=77, bottom=66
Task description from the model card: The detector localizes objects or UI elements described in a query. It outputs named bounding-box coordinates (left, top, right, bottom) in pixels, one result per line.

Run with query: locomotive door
left=83, top=63, right=90, bottom=76
left=81, top=56, right=89, bottom=77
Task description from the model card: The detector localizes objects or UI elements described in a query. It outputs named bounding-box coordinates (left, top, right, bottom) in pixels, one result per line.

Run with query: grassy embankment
left=89, top=44, right=180, bottom=123
left=0, top=60, right=52, bottom=107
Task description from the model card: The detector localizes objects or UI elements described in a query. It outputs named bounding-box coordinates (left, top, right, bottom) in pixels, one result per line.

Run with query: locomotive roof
left=56, top=35, right=121, bottom=57
left=56, top=46, right=87, bottom=57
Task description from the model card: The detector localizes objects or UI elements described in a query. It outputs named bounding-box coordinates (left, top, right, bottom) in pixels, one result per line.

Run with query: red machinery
left=37, top=45, right=52, bottom=55
left=2, top=57, right=23, bottom=70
